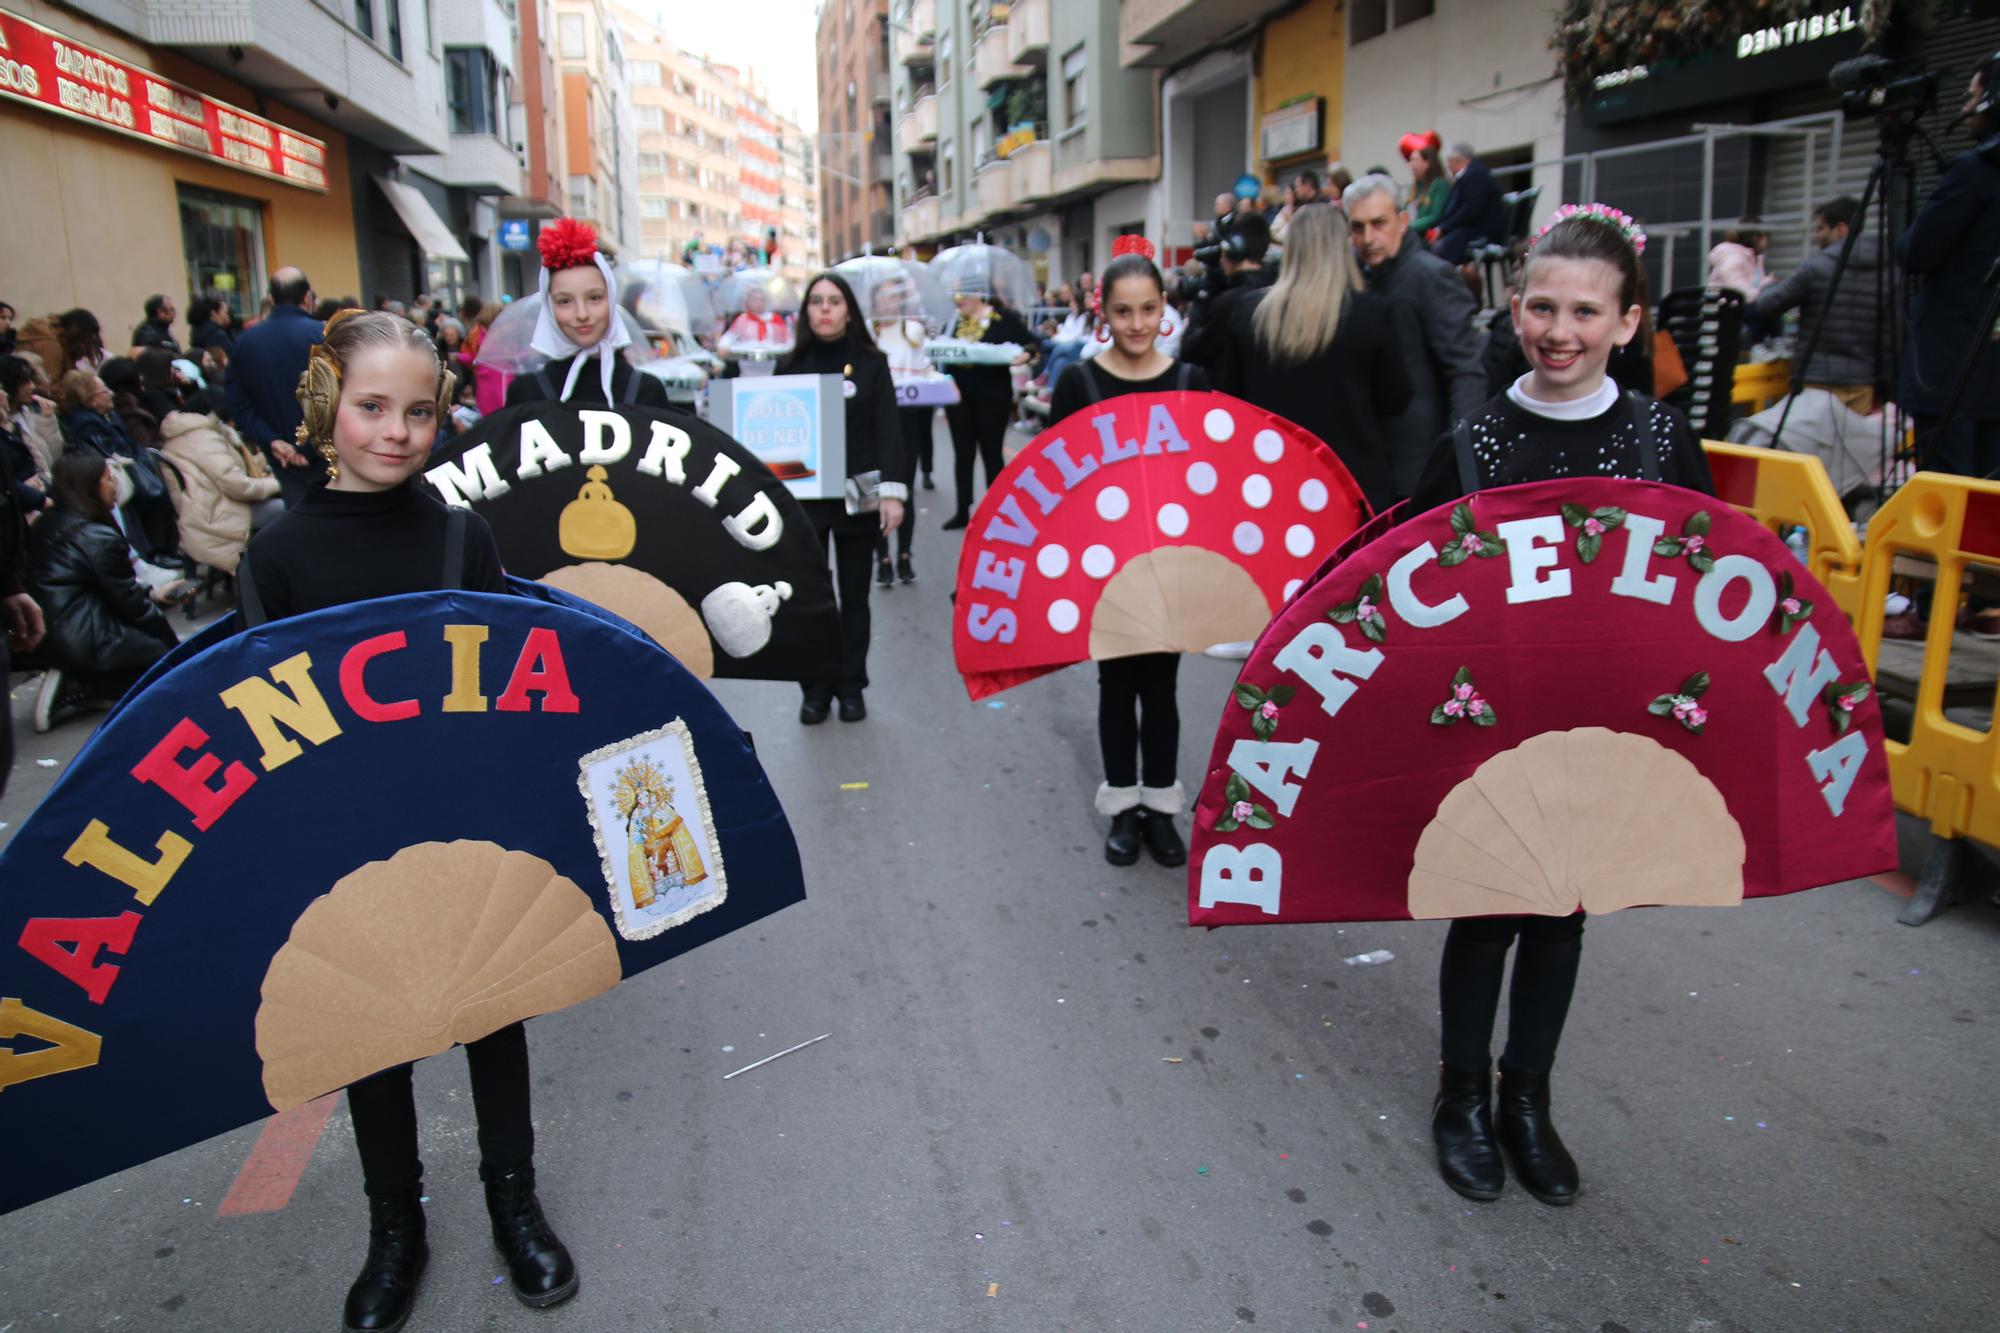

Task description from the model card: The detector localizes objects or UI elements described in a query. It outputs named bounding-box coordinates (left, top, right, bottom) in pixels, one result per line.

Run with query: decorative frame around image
left=578, top=719, right=729, bottom=940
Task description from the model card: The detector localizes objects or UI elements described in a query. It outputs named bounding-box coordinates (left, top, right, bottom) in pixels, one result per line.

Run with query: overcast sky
left=639, top=0, right=825, bottom=132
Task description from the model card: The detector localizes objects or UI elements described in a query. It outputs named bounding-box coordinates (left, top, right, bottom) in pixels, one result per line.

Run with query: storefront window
left=177, top=185, right=268, bottom=318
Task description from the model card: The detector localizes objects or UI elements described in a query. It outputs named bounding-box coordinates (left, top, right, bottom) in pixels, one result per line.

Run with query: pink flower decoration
left=1442, top=700, right=1464, bottom=717
left=1460, top=533, right=1483, bottom=553
left=1689, top=707, right=1709, bottom=727
left=1453, top=682, right=1474, bottom=701
left=1838, top=694, right=1857, bottom=712
left=1684, top=534, right=1706, bottom=553
left=1583, top=517, right=1605, bottom=537
left=1673, top=698, right=1695, bottom=719
left=1468, top=698, right=1487, bottom=717
left=1356, top=596, right=1378, bottom=623
left=1782, top=597, right=1802, bottom=615
left=1258, top=700, right=1280, bottom=720
left=1232, top=800, right=1255, bottom=822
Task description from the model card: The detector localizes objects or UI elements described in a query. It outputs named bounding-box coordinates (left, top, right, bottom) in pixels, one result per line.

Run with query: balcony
left=1052, top=126, right=1160, bottom=199
left=1008, top=136, right=1052, bottom=201
left=899, top=0, right=938, bottom=39
left=401, top=132, right=524, bottom=196
left=1005, top=0, right=1050, bottom=65
left=893, top=0, right=936, bottom=66
left=973, top=156, right=1015, bottom=217
left=974, top=20, right=1025, bottom=90
left=898, top=93, right=938, bottom=148
left=900, top=193, right=941, bottom=242
left=1118, top=0, right=1298, bottom=68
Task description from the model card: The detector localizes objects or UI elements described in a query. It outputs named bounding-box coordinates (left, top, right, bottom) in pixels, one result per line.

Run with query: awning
left=373, top=175, right=471, bottom=263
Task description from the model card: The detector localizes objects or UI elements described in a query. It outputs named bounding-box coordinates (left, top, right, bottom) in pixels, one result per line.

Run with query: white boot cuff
left=1139, top=781, right=1186, bottom=815
left=1095, top=782, right=1142, bottom=816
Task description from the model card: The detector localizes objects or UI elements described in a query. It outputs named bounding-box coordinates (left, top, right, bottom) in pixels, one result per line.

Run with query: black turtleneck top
left=238, top=482, right=506, bottom=623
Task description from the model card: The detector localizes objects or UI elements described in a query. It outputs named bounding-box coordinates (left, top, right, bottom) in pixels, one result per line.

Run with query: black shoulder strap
left=237, top=548, right=268, bottom=629
left=1080, top=362, right=1104, bottom=405
left=441, top=504, right=468, bottom=589
left=1624, top=391, right=1660, bottom=482
left=1452, top=417, right=1481, bottom=496
left=619, top=360, right=643, bottom=405
left=1175, top=361, right=1191, bottom=391
left=534, top=367, right=557, bottom=401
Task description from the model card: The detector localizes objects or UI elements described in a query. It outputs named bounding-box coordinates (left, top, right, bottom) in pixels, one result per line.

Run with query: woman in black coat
left=24, top=451, right=177, bottom=702
left=778, top=271, right=906, bottom=724
left=1218, top=202, right=1414, bottom=513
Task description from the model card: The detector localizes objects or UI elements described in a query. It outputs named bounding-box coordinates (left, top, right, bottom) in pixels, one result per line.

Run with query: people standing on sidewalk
left=1049, top=237, right=1207, bottom=871
left=940, top=290, right=1032, bottom=531
left=236, top=310, right=577, bottom=1332
left=779, top=273, right=906, bottom=725
left=1407, top=205, right=1714, bottom=1210
left=227, top=268, right=326, bottom=508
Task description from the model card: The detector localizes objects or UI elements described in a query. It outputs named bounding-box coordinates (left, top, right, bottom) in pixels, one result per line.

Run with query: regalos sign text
left=0, top=8, right=328, bottom=191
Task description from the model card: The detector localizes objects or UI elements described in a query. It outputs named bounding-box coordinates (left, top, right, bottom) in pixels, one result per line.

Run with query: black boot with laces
left=481, top=1162, right=579, bottom=1307
left=343, top=1185, right=428, bottom=1333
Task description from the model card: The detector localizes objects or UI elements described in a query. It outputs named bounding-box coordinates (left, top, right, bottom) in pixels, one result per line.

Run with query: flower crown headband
left=1528, top=202, right=1648, bottom=257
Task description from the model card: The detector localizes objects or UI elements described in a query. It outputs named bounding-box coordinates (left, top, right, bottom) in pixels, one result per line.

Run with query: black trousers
left=804, top=500, right=875, bottom=700
left=347, top=1022, right=533, bottom=1197
left=1098, top=652, right=1180, bottom=788
left=878, top=408, right=930, bottom=562
left=945, top=390, right=1009, bottom=516
left=1438, top=913, right=1585, bottom=1076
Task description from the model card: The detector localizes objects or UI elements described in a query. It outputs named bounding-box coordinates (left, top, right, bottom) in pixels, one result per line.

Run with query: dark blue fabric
left=1433, top=159, right=1507, bottom=266
left=224, top=304, right=323, bottom=455
left=1898, top=141, right=2000, bottom=420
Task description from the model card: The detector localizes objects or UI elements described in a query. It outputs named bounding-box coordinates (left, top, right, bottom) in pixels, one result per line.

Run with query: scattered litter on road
left=973, top=1233, right=984, bottom=1242
left=1195, top=1166, right=1209, bottom=1175
left=1756, top=1121, right=1768, bottom=1129
left=722, top=1032, right=832, bottom=1081
left=492, top=1276, right=505, bottom=1285
left=722, top=1045, right=735, bottom=1053
left=1056, top=998, right=1065, bottom=1004
left=987, top=1283, right=999, bottom=1297
left=1343, top=950, right=1394, bottom=966
left=987, top=700, right=1007, bottom=709
left=840, top=781, right=870, bottom=791
left=34, top=759, right=57, bottom=768
left=1163, top=1057, right=1183, bottom=1064
left=419, top=1195, right=429, bottom=1203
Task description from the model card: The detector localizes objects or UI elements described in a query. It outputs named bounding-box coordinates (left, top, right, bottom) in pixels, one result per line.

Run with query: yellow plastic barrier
left=1702, top=440, right=1863, bottom=619
left=1854, top=472, right=2000, bottom=850
left=1730, top=359, right=1792, bottom=414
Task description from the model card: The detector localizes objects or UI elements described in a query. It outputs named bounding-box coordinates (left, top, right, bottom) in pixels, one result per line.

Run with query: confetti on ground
left=492, top=1275, right=506, bottom=1285
left=840, top=782, right=870, bottom=791
left=986, top=700, right=1007, bottom=709
left=1195, top=1166, right=1208, bottom=1175
left=1162, top=1057, right=1183, bottom=1064
left=1343, top=950, right=1395, bottom=966
left=34, top=758, right=57, bottom=768
left=987, top=1283, right=999, bottom=1297
left=722, top=1032, right=832, bottom=1081
left=973, top=1233, right=984, bottom=1242
left=722, top=1045, right=735, bottom=1053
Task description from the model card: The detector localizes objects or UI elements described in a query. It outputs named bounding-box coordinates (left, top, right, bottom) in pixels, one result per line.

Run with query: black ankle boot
left=1138, top=810, right=1187, bottom=867
left=897, top=551, right=916, bottom=583
left=941, top=510, right=970, bottom=530
left=1432, top=1065, right=1505, bottom=1201
left=876, top=555, right=894, bottom=588
left=343, top=1186, right=428, bottom=1333
left=1104, top=810, right=1143, bottom=865
left=480, top=1163, right=579, bottom=1307
left=1496, top=1064, right=1579, bottom=1206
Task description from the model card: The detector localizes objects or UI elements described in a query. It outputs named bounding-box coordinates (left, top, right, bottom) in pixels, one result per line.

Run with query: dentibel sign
left=1582, top=7, right=1865, bottom=126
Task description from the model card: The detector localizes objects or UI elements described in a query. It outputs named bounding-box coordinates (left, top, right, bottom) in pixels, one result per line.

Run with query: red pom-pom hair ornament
left=1397, top=130, right=1442, bottom=160
left=1110, top=233, right=1157, bottom=262
left=537, top=217, right=601, bottom=271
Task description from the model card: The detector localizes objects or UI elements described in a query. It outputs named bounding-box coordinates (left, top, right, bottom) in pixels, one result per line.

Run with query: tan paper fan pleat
left=540, top=563, right=716, bottom=678
left=1407, top=727, right=1746, bottom=919
left=1087, top=546, right=1272, bottom=660
left=256, top=841, right=623, bottom=1111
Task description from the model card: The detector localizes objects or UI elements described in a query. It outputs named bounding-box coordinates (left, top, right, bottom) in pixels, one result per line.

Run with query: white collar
left=1506, top=372, right=1619, bottom=422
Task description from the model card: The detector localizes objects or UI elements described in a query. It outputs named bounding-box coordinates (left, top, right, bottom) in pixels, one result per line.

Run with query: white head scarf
left=529, top=252, right=632, bottom=403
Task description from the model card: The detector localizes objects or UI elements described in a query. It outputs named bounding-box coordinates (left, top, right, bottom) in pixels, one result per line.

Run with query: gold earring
left=312, top=430, right=339, bottom=481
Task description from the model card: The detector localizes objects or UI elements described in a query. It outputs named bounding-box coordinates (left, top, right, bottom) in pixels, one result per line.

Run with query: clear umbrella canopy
left=468, top=290, right=656, bottom=370
left=473, top=296, right=657, bottom=376
left=928, top=242, right=1037, bottom=311
left=832, top=256, right=955, bottom=336
left=713, top=268, right=800, bottom=320
left=618, top=259, right=719, bottom=341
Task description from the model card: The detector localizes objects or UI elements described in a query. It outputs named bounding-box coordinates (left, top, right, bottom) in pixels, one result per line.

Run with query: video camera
left=1830, top=53, right=1940, bottom=122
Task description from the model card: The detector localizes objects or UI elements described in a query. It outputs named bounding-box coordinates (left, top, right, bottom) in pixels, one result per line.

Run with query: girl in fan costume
left=1049, top=237, right=1210, bottom=870
left=1407, top=207, right=1715, bottom=1209
left=239, top=311, right=580, bottom=1332
left=940, top=287, right=1033, bottom=530
left=504, top=218, right=670, bottom=410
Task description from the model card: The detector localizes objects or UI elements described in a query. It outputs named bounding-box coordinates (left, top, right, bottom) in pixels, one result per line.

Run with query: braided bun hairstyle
left=295, top=309, right=457, bottom=464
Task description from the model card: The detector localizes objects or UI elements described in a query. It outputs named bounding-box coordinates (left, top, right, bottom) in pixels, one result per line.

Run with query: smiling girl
left=1406, top=206, right=1715, bottom=1211
left=504, top=218, right=669, bottom=409
left=238, top=311, right=577, bottom=1331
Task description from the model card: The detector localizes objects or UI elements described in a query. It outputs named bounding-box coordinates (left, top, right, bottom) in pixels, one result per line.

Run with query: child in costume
left=1407, top=206, right=1715, bottom=1208
left=238, top=311, right=578, bottom=1331
left=1049, top=237, right=1209, bottom=869
left=939, top=287, right=1033, bottom=531
left=504, top=218, right=670, bottom=409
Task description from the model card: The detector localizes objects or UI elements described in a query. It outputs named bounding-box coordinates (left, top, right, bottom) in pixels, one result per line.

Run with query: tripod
left=1764, top=109, right=1943, bottom=505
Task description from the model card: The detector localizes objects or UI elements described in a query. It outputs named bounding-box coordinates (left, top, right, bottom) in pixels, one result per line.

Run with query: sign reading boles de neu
left=0, top=8, right=329, bottom=192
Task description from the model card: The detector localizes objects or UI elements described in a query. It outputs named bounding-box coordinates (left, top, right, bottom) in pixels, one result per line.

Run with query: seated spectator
left=57, top=309, right=106, bottom=372
left=1751, top=196, right=1884, bottom=412
left=22, top=451, right=180, bottom=729
left=186, top=293, right=237, bottom=366
left=130, top=294, right=182, bottom=357
left=3, top=354, right=56, bottom=495
left=94, top=358, right=161, bottom=448
left=0, top=299, right=15, bottom=355
left=57, top=368, right=140, bottom=458
left=134, top=348, right=185, bottom=424
left=1, top=357, right=50, bottom=514
left=158, top=401, right=281, bottom=576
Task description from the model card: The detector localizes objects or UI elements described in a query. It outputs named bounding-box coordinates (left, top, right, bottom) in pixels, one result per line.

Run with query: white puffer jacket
left=159, top=411, right=279, bottom=572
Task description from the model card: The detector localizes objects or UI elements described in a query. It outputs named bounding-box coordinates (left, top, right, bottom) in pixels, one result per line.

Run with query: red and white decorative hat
left=531, top=218, right=631, bottom=402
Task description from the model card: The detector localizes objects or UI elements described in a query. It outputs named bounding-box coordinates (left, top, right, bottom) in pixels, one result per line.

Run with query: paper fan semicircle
left=1187, top=477, right=1896, bottom=928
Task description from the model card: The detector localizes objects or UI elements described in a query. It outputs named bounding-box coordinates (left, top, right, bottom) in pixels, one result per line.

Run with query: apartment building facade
left=815, top=0, right=895, bottom=262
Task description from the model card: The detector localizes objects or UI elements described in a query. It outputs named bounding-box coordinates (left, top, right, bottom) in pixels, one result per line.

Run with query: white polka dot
left=1156, top=503, right=1188, bottom=537
left=1096, top=485, right=1130, bottom=521
left=1298, top=478, right=1329, bottom=512
left=1204, top=408, right=1236, bottom=441
left=1283, top=579, right=1304, bottom=600
left=1285, top=524, right=1315, bottom=557
left=1082, top=544, right=1117, bottom=578
left=1047, top=599, right=1080, bottom=633
left=1253, top=429, right=1284, bottom=464
left=1242, top=474, right=1272, bottom=509
left=1234, top=521, right=1264, bottom=555
left=1036, top=544, right=1069, bottom=578
left=1185, top=460, right=1217, bottom=495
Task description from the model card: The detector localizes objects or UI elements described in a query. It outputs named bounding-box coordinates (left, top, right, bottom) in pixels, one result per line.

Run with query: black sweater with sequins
left=1406, top=390, right=1714, bottom=515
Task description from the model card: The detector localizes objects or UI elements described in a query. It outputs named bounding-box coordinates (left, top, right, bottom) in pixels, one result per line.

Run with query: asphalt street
left=3, top=482, right=1999, bottom=1333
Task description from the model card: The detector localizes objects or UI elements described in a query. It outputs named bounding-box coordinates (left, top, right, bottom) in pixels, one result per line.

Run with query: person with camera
left=1752, top=197, right=1886, bottom=414
left=1178, top=210, right=1274, bottom=385
left=1899, top=55, right=2000, bottom=481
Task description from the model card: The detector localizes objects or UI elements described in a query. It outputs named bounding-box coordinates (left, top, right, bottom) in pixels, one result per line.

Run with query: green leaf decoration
left=1215, top=814, right=1241, bottom=833
left=1233, top=683, right=1263, bottom=710
left=1576, top=532, right=1603, bottom=564
left=1269, top=685, right=1296, bottom=706
left=1654, top=536, right=1684, bottom=557
left=1437, top=544, right=1469, bottom=568
left=1359, top=615, right=1386, bottom=644
left=1648, top=695, right=1678, bottom=716
left=1472, top=532, right=1508, bottom=558
left=1247, top=807, right=1276, bottom=830
left=1686, top=509, right=1712, bottom=537
left=1430, top=703, right=1457, bottom=726
left=1449, top=503, right=1475, bottom=536
left=1822, top=680, right=1872, bottom=736
left=1592, top=506, right=1628, bottom=528
left=1682, top=671, right=1711, bottom=698
left=1451, top=666, right=1473, bottom=686
left=1361, top=572, right=1383, bottom=598
left=1251, top=714, right=1277, bottom=741
left=1562, top=503, right=1588, bottom=527
left=1690, top=552, right=1716, bottom=575
left=1471, top=708, right=1497, bottom=727
left=1224, top=773, right=1249, bottom=803
left=1329, top=602, right=1358, bottom=624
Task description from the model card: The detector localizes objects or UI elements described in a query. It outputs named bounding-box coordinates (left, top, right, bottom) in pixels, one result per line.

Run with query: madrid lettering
left=0, top=622, right=582, bottom=1093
